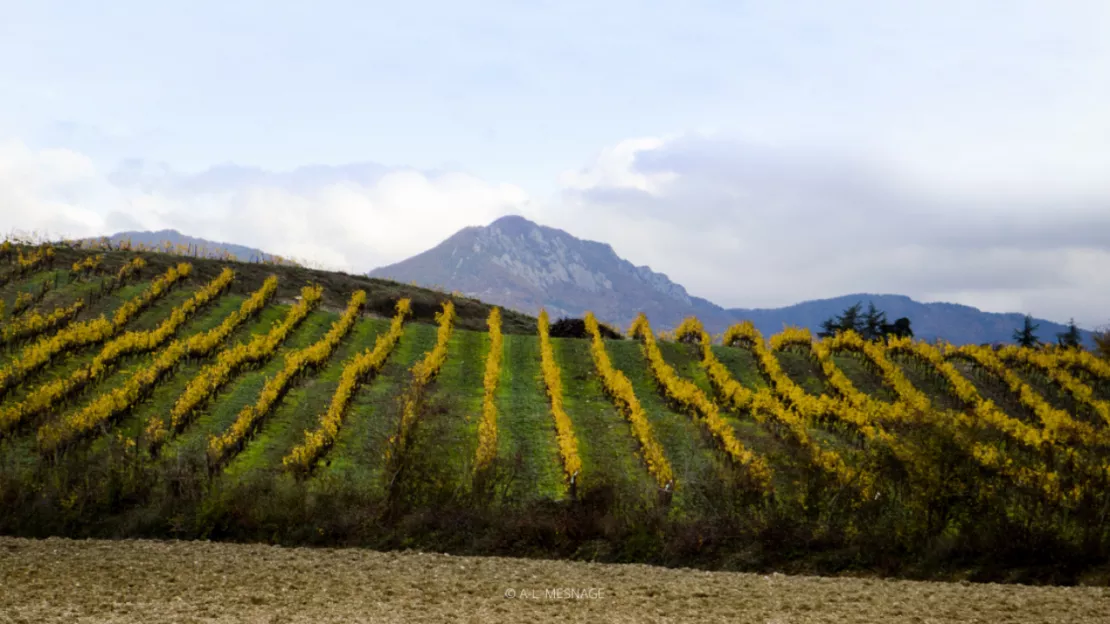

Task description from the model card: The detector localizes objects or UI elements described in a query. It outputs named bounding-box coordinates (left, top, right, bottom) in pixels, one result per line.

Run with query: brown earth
left=2, top=537, right=1108, bottom=623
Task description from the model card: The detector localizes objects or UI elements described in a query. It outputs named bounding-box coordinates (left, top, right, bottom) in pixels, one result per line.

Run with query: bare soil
left=1, top=537, right=1108, bottom=623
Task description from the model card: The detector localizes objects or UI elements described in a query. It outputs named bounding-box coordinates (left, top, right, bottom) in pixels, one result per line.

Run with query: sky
left=1, top=1, right=1108, bottom=328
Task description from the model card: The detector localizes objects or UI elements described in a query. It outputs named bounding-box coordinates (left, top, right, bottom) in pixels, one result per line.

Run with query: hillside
left=730, top=293, right=1097, bottom=348
left=369, top=215, right=1095, bottom=347
left=369, top=215, right=735, bottom=331
left=96, top=229, right=288, bottom=265
left=1, top=244, right=1109, bottom=581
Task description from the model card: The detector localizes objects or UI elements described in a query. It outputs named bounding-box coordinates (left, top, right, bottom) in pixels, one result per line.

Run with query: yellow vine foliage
left=71, top=254, right=103, bottom=275
left=823, top=330, right=931, bottom=413
left=997, top=345, right=1110, bottom=428
left=537, top=309, right=583, bottom=485
left=474, top=307, right=504, bottom=472
left=944, top=343, right=1107, bottom=448
left=385, top=301, right=456, bottom=463
left=584, top=312, right=673, bottom=488
left=283, top=298, right=412, bottom=473
left=208, top=290, right=367, bottom=465
left=0, top=300, right=85, bottom=344
left=1, top=268, right=234, bottom=434
left=723, top=323, right=964, bottom=489
left=630, top=314, right=772, bottom=491
left=1051, top=346, right=1110, bottom=383
left=158, top=284, right=323, bottom=441
left=138, top=276, right=279, bottom=444
left=0, top=262, right=189, bottom=395
left=673, top=317, right=860, bottom=492
left=885, top=337, right=1049, bottom=450
left=36, top=275, right=278, bottom=453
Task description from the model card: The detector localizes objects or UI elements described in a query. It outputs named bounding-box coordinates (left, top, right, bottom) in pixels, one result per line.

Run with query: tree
left=818, top=301, right=864, bottom=338
left=1013, top=315, right=1041, bottom=348
left=1094, top=325, right=1110, bottom=360
left=1056, top=318, right=1082, bottom=350
left=861, top=302, right=888, bottom=341
left=881, top=317, right=913, bottom=340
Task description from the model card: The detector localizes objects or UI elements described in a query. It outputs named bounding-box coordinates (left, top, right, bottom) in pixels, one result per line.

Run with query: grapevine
left=537, top=309, right=583, bottom=486
left=474, top=307, right=504, bottom=472
left=36, top=276, right=279, bottom=453
left=630, top=314, right=773, bottom=490
left=1, top=268, right=233, bottom=434
left=282, top=298, right=412, bottom=474
left=0, top=262, right=190, bottom=397
left=153, top=284, right=323, bottom=446
left=208, top=290, right=367, bottom=466
left=584, top=312, right=673, bottom=489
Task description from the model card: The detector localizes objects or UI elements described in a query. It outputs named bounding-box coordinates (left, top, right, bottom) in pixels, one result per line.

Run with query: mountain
left=369, top=215, right=1097, bottom=347
left=369, top=215, right=736, bottom=331
left=94, top=229, right=289, bottom=264
left=729, top=294, right=1095, bottom=348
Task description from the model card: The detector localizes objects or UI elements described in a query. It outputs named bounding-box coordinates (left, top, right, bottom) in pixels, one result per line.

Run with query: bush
left=550, top=317, right=623, bottom=340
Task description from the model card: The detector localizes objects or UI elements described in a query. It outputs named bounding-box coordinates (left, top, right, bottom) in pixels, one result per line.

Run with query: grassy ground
left=551, top=337, right=657, bottom=502
left=829, top=352, right=899, bottom=403
left=490, top=332, right=566, bottom=502
left=4, top=536, right=1109, bottom=624
left=314, top=320, right=438, bottom=499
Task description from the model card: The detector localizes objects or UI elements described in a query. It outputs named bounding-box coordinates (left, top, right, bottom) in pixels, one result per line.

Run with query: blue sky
left=2, top=1, right=1109, bottom=327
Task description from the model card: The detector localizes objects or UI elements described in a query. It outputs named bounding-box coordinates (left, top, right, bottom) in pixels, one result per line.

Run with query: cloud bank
left=1, top=135, right=1107, bottom=329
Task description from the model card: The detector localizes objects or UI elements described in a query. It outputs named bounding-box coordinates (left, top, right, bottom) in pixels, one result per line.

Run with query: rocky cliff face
left=369, top=215, right=726, bottom=330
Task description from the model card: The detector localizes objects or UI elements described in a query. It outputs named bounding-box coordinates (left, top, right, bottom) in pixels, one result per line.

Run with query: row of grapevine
left=71, top=254, right=104, bottom=276
left=0, top=262, right=190, bottom=397
left=584, top=312, right=673, bottom=489
left=474, top=307, right=504, bottom=472
left=996, top=345, right=1110, bottom=427
left=207, top=290, right=367, bottom=466
left=763, top=328, right=1079, bottom=501
left=0, top=300, right=84, bottom=347
left=629, top=314, right=773, bottom=490
left=1052, top=347, right=1110, bottom=383
left=884, top=337, right=1052, bottom=449
left=0, top=256, right=143, bottom=342
left=0, top=246, right=56, bottom=287
left=537, top=310, right=583, bottom=486
left=823, top=330, right=932, bottom=413
left=0, top=268, right=234, bottom=434
left=282, top=299, right=412, bottom=473
left=944, top=343, right=1108, bottom=448
left=150, top=284, right=324, bottom=447
left=37, top=277, right=280, bottom=454
left=384, top=301, right=456, bottom=464
left=672, top=317, right=860, bottom=492
left=723, top=323, right=954, bottom=484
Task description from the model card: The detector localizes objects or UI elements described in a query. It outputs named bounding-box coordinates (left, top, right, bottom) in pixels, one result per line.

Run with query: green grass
left=315, top=320, right=437, bottom=498
left=490, top=332, right=566, bottom=502
left=1007, top=364, right=1101, bottom=427
left=710, top=344, right=771, bottom=392
left=829, top=352, right=898, bottom=403
left=552, top=337, right=656, bottom=501
left=949, top=359, right=1039, bottom=426
left=888, top=352, right=966, bottom=412
left=161, top=309, right=335, bottom=464
left=771, top=348, right=829, bottom=396
left=400, top=325, right=488, bottom=495
left=218, top=316, right=388, bottom=483
left=605, top=338, right=726, bottom=512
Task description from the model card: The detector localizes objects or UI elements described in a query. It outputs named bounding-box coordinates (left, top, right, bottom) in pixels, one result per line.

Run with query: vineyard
left=1, top=243, right=1109, bottom=582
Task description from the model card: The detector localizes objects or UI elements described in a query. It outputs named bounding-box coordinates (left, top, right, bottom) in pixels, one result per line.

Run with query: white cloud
left=2, top=134, right=1108, bottom=330
left=544, top=136, right=1110, bottom=329
left=0, top=139, right=530, bottom=272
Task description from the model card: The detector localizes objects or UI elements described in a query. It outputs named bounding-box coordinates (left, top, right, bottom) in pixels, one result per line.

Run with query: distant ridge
left=369, top=215, right=1097, bottom=347
left=95, top=229, right=294, bottom=265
